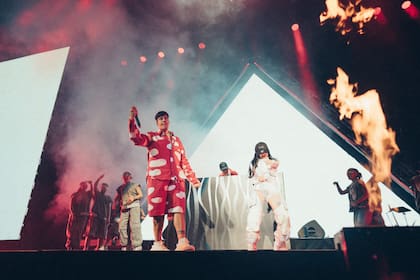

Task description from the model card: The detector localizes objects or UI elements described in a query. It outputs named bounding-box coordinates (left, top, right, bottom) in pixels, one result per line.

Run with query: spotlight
left=157, top=51, right=165, bottom=58
left=177, top=47, right=185, bottom=54
left=374, top=7, right=382, bottom=16
left=402, top=1, right=411, bottom=10
left=139, top=56, right=147, bottom=63
left=291, top=23, right=299, bottom=31
left=198, top=42, right=206, bottom=50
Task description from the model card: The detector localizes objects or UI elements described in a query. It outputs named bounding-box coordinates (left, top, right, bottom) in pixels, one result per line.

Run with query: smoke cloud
left=1, top=0, right=247, bottom=225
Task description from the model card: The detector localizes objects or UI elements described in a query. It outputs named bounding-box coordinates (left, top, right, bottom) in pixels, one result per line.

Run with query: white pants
left=246, top=182, right=290, bottom=250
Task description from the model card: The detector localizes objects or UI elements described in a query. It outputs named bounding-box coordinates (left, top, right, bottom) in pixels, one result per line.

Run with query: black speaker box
left=334, top=226, right=420, bottom=279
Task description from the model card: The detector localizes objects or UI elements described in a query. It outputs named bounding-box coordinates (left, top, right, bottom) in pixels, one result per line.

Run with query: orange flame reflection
left=328, top=67, right=400, bottom=212
left=320, top=0, right=377, bottom=35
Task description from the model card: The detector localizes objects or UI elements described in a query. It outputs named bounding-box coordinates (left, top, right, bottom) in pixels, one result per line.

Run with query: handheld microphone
left=135, top=115, right=141, bottom=128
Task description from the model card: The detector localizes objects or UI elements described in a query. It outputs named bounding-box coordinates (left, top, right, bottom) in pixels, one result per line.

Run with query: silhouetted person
left=83, top=174, right=112, bottom=250
left=65, top=180, right=93, bottom=250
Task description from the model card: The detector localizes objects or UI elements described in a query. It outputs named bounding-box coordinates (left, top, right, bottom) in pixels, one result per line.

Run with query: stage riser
left=335, top=227, right=420, bottom=279
left=1, top=251, right=347, bottom=280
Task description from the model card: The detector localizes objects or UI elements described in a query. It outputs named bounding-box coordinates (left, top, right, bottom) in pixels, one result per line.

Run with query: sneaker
left=175, top=238, right=195, bottom=251
left=150, top=241, right=169, bottom=251
left=121, top=246, right=127, bottom=251
left=133, top=246, right=142, bottom=251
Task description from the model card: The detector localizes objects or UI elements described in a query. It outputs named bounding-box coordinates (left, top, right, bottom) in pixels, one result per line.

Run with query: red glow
left=120, top=60, right=128, bottom=66
left=291, top=24, right=299, bottom=31
left=105, top=0, right=117, bottom=6
left=292, top=28, right=319, bottom=114
left=374, top=7, right=387, bottom=24
left=198, top=42, right=206, bottom=49
left=17, top=10, right=36, bottom=27
left=139, top=56, right=147, bottom=63
left=178, top=47, right=185, bottom=54
left=402, top=1, right=411, bottom=10
left=158, top=51, right=165, bottom=58
left=77, top=0, right=92, bottom=11
left=403, top=2, right=419, bottom=19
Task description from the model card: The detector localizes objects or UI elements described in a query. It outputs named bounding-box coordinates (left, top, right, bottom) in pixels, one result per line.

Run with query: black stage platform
left=1, top=227, right=419, bottom=280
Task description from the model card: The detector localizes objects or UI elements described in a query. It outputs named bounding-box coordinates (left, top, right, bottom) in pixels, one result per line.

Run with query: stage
left=1, top=227, right=419, bottom=280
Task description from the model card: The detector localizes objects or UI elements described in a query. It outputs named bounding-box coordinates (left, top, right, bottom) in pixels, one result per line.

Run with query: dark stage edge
left=2, top=250, right=348, bottom=280
left=2, top=226, right=420, bottom=280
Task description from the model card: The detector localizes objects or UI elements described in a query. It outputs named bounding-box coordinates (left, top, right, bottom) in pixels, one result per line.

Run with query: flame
left=320, top=0, right=377, bottom=36
left=328, top=67, right=400, bottom=212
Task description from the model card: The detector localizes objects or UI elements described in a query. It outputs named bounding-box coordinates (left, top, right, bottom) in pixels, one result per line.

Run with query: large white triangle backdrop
left=190, top=74, right=419, bottom=238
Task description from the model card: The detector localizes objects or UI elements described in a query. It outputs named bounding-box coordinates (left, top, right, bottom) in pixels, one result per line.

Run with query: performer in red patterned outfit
left=128, top=106, right=200, bottom=251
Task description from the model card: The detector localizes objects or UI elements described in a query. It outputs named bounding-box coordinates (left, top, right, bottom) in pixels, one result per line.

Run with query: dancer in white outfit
left=246, top=142, right=290, bottom=251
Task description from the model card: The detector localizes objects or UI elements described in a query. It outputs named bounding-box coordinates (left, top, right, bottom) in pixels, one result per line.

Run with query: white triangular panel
left=0, top=47, right=69, bottom=240
left=190, top=74, right=419, bottom=238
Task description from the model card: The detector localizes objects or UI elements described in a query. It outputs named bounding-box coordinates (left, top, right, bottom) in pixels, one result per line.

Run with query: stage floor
left=1, top=226, right=419, bottom=280
left=2, top=249, right=348, bottom=279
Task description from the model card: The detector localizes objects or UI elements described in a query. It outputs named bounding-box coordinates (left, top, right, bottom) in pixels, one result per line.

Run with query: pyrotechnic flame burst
left=320, top=0, right=377, bottom=36
left=328, top=67, right=400, bottom=212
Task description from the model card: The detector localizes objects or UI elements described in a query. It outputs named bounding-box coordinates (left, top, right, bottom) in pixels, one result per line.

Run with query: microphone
left=135, top=115, right=141, bottom=128
left=131, top=106, right=141, bottom=128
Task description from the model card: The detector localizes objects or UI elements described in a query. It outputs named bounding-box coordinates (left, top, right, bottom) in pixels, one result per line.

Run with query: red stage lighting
left=120, top=60, right=128, bottom=66
left=374, top=7, right=387, bottom=24
left=402, top=1, right=419, bottom=19
left=291, top=24, right=299, bottom=31
left=157, top=51, right=165, bottom=58
left=198, top=42, right=206, bottom=49
left=178, top=47, right=185, bottom=54
left=139, top=56, right=147, bottom=63
left=402, top=1, right=411, bottom=10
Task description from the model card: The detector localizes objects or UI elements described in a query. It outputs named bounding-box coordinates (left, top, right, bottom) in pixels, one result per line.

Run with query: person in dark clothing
left=65, top=180, right=93, bottom=250
left=83, top=174, right=113, bottom=250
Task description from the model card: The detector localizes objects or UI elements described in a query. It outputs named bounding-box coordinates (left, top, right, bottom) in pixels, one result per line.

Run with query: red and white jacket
left=129, top=118, right=200, bottom=185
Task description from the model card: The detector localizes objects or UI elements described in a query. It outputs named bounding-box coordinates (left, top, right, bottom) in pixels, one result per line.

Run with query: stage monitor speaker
left=290, top=238, right=335, bottom=250
left=297, top=219, right=325, bottom=239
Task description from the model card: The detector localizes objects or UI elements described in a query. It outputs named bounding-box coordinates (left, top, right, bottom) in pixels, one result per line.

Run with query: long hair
left=248, top=142, right=276, bottom=178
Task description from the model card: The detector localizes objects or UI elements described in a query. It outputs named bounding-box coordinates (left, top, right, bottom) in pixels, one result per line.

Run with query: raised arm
left=93, top=174, right=105, bottom=195
left=333, top=181, right=348, bottom=195
left=128, top=106, right=151, bottom=146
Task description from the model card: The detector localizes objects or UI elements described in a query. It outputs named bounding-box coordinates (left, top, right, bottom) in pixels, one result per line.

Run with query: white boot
left=247, top=231, right=260, bottom=251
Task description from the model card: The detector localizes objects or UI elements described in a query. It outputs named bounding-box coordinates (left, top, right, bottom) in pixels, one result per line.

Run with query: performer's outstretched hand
left=130, top=106, right=138, bottom=120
